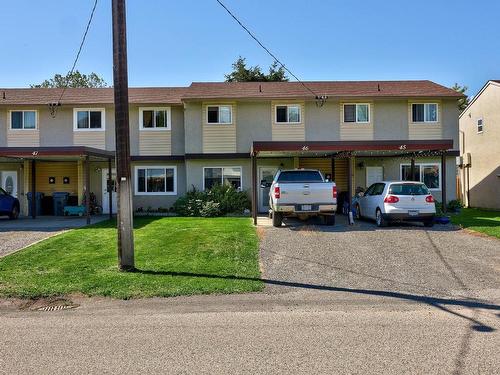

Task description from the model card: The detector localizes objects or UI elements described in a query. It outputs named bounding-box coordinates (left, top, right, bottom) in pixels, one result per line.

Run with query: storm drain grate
left=37, top=304, right=77, bottom=312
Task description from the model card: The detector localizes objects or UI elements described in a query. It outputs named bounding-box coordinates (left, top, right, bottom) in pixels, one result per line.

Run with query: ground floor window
left=203, top=167, right=242, bottom=190
left=135, top=166, right=176, bottom=195
left=400, top=163, right=440, bottom=190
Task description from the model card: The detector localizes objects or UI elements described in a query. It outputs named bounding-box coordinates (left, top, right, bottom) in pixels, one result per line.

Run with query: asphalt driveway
left=260, top=216, right=500, bottom=302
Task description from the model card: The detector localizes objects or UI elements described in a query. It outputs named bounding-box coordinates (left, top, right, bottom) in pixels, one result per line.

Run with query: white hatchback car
left=354, top=181, right=436, bottom=227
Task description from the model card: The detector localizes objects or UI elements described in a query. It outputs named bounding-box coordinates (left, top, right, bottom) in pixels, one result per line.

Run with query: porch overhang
left=0, top=146, right=115, bottom=162
left=251, top=139, right=455, bottom=157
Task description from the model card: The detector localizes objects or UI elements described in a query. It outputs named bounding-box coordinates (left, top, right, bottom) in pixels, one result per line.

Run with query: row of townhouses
left=0, top=80, right=462, bottom=219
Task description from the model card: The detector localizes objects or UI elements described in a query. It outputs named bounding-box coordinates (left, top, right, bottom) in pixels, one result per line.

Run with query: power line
left=215, top=0, right=326, bottom=104
left=56, top=0, right=99, bottom=105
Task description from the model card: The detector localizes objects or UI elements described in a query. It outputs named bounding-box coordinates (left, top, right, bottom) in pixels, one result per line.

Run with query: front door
left=258, top=167, right=277, bottom=213
left=102, top=168, right=117, bottom=214
left=1, top=171, right=18, bottom=198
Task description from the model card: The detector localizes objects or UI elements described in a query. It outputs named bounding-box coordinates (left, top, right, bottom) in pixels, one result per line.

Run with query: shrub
left=173, top=184, right=251, bottom=217
left=447, top=199, right=463, bottom=212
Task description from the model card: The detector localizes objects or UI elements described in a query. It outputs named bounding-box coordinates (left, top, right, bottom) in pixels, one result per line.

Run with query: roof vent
left=2, top=91, right=5, bottom=100
left=377, top=84, right=381, bottom=92
left=259, top=84, right=262, bottom=93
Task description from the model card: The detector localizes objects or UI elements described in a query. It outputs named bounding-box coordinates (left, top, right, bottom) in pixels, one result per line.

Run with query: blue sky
left=1, top=0, right=499, bottom=96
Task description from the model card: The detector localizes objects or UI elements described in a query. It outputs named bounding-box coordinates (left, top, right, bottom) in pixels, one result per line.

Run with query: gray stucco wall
left=373, top=100, right=408, bottom=140
left=184, top=102, right=203, bottom=154
left=305, top=101, right=340, bottom=141
left=441, top=99, right=460, bottom=149
left=236, top=101, right=272, bottom=152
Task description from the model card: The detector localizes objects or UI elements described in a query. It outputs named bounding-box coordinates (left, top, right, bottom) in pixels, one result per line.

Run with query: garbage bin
left=27, top=192, right=44, bottom=216
left=53, top=192, right=70, bottom=216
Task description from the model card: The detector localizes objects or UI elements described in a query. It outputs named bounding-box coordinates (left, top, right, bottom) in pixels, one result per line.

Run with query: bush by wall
left=173, top=184, right=251, bottom=217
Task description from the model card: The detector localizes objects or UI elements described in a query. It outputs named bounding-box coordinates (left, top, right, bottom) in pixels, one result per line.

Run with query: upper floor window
left=10, top=110, right=37, bottom=130
left=343, top=104, right=369, bottom=123
left=412, top=103, right=438, bottom=123
left=74, top=108, right=105, bottom=131
left=477, top=118, right=483, bottom=133
left=140, top=107, right=171, bottom=130
left=207, top=105, right=232, bottom=124
left=276, top=104, right=301, bottom=124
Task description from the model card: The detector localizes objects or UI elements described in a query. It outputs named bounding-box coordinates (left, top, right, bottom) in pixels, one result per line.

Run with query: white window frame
left=477, top=118, right=483, bottom=133
left=73, top=108, right=106, bottom=131
left=399, top=163, right=441, bottom=191
left=343, top=103, right=370, bottom=123
left=202, top=166, right=243, bottom=191
left=134, top=166, right=177, bottom=196
left=139, top=107, right=171, bottom=131
left=206, top=105, right=233, bottom=125
left=8, top=110, right=38, bottom=130
left=411, top=103, right=439, bottom=123
left=275, top=104, right=302, bottom=124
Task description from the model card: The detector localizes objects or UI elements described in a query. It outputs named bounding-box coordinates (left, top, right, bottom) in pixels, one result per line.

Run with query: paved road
left=0, top=218, right=499, bottom=374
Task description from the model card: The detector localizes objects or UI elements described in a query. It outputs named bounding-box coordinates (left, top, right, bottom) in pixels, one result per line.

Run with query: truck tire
left=272, top=211, right=283, bottom=227
left=323, top=214, right=335, bottom=226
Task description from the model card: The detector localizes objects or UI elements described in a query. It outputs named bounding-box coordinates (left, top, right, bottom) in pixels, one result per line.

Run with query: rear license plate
left=301, top=204, right=312, bottom=211
left=408, top=210, right=419, bottom=216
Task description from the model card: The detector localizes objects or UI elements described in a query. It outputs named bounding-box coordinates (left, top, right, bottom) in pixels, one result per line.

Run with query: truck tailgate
left=278, top=182, right=334, bottom=205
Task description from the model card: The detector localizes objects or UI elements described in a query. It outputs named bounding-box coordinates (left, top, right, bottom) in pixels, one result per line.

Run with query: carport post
left=251, top=152, right=257, bottom=226
left=108, top=158, right=113, bottom=220
left=441, top=153, right=447, bottom=212
left=85, top=156, right=91, bottom=224
left=410, top=157, right=416, bottom=181
left=347, top=155, right=353, bottom=210
left=31, top=160, right=36, bottom=219
left=331, top=156, right=335, bottom=181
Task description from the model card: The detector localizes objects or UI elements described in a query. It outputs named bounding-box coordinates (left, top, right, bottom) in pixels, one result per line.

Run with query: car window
left=389, top=183, right=430, bottom=195
left=372, top=183, right=386, bottom=195
left=364, top=184, right=376, bottom=196
left=277, top=171, right=323, bottom=183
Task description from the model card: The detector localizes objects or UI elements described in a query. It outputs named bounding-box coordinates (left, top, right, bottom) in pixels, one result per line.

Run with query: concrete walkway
left=0, top=215, right=109, bottom=258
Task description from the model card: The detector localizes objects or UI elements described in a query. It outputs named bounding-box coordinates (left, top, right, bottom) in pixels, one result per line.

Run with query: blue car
left=0, top=188, right=20, bottom=220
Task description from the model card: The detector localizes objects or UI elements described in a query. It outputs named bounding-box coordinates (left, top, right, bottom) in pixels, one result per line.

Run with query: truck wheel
left=272, top=211, right=283, bottom=227
left=323, top=215, right=335, bottom=226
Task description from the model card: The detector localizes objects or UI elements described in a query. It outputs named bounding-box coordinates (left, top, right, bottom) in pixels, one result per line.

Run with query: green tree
left=225, top=57, right=288, bottom=82
left=451, top=83, right=469, bottom=112
left=31, top=70, right=107, bottom=88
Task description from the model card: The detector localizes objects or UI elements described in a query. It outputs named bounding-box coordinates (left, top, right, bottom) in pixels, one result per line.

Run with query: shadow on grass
left=134, top=268, right=497, bottom=332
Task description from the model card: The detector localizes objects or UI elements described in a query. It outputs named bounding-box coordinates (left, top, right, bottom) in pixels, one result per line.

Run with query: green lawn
left=0, top=217, right=263, bottom=299
left=450, top=208, right=500, bottom=239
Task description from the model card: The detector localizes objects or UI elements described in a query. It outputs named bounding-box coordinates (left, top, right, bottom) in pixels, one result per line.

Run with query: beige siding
left=339, top=101, right=374, bottom=140
left=7, top=129, right=40, bottom=146
left=73, top=131, right=106, bottom=149
left=271, top=101, right=305, bottom=141
left=139, top=131, right=172, bottom=155
left=408, top=100, right=442, bottom=140
left=202, top=102, right=236, bottom=153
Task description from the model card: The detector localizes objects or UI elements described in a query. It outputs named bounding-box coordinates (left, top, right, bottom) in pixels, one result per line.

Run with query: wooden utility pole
left=112, top=0, right=134, bottom=270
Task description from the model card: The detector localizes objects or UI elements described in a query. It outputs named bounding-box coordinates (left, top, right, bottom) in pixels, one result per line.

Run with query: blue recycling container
left=27, top=192, right=44, bottom=216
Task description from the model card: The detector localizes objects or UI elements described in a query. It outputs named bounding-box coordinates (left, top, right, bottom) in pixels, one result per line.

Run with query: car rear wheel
left=375, top=209, right=387, bottom=227
left=9, top=205, right=19, bottom=220
left=272, top=211, right=283, bottom=227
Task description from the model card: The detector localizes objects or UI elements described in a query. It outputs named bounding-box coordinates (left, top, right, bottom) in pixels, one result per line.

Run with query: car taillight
left=332, top=186, right=337, bottom=199
left=425, top=195, right=435, bottom=203
left=384, top=195, right=399, bottom=204
left=274, top=186, right=280, bottom=199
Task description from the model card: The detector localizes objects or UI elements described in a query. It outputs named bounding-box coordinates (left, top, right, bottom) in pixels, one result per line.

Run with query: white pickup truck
left=266, top=169, right=337, bottom=227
